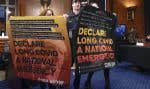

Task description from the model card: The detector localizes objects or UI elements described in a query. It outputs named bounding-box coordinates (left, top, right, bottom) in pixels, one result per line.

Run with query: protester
left=39, top=0, right=56, bottom=89
left=39, top=0, right=54, bottom=16
left=64, top=0, right=97, bottom=89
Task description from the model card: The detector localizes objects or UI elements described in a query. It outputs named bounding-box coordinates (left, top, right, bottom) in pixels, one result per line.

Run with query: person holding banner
left=20, top=0, right=56, bottom=89
left=63, top=0, right=81, bottom=68
left=64, top=0, right=94, bottom=89
left=64, top=0, right=82, bottom=89
left=39, top=0, right=57, bottom=89
left=39, top=0, right=54, bottom=16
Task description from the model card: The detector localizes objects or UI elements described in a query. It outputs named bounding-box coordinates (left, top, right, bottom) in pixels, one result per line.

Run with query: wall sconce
left=127, top=6, right=136, bottom=21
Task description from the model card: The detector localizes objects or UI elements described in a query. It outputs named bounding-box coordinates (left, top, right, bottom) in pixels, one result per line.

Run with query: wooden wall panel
left=0, top=22, right=5, bottom=31
left=113, top=0, right=145, bottom=38
left=106, top=0, right=113, bottom=12
left=17, top=0, right=71, bottom=16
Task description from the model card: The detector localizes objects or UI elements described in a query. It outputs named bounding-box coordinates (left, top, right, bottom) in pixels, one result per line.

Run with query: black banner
left=75, top=5, right=116, bottom=74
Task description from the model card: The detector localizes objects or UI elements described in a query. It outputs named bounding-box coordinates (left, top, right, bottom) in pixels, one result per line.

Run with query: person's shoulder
left=67, top=11, right=75, bottom=16
left=63, top=11, right=73, bottom=18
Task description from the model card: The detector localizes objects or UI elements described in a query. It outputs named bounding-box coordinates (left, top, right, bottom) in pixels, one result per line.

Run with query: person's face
left=72, top=1, right=81, bottom=11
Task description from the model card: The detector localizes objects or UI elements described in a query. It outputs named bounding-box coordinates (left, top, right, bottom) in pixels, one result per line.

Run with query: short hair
left=72, top=0, right=81, bottom=4
left=40, top=0, right=51, bottom=6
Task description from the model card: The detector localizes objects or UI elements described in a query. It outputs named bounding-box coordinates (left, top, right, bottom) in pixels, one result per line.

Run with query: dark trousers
left=20, top=78, right=36, bottom=89
left=40, top=82, right=56, bottom=89
left=73, top=70, right=94, bottom=89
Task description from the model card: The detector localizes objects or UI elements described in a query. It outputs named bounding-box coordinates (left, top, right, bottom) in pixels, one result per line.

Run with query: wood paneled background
left=112, top=0, right=145, bottom=38
left=17, top=0, right=71, bottom=16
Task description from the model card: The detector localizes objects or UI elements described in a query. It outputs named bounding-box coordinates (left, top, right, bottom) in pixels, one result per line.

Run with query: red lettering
left=77, top=52, right=115, bottom=63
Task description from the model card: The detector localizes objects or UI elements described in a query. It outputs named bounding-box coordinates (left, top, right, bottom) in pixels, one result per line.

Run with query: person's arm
left=63, top=14, right=69, bottom=18
left=39, top=9, right=54, bottom=16
left=39, top=9, right=48, bottom=16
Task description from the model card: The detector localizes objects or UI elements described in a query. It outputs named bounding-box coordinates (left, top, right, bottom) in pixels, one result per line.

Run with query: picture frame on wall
left=127, top=7, right=136, bottom=21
